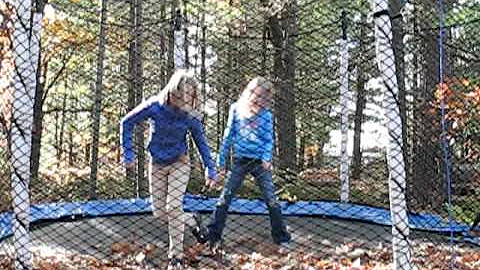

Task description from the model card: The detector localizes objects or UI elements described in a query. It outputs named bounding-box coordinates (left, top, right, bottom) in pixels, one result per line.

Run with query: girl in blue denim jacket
left=195, top=77, right=291, bottom=254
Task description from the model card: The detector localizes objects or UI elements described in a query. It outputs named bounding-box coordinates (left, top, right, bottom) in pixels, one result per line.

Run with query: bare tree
left=351, top=12, right=368, bottom=180
left=89, top=0, right=108, bottom=199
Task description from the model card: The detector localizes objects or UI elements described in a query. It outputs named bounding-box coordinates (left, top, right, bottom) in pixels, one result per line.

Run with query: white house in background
left=323, top=121, right=388, bottom=157
left=324, top=77, right=388, bottom=157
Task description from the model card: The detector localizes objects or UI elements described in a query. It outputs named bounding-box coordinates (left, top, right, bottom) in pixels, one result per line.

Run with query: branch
left=445, top=42, right=480, bottom=62
left=41, top=47, right=76, bottom=105
left=43, top=108, right=92, bottom=114
left=43, top=107, right=119, bottom=118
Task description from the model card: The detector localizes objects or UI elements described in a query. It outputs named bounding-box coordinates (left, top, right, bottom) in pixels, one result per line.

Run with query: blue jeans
left=207, top=157, right=291, bottom=244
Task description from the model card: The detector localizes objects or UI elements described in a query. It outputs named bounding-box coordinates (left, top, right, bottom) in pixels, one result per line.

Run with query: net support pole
left=10, top=0, right=42, bottom=269
left=370, top=1, right=412, bottom=269
left=174, top=8, right=186, bottom=68
left=339, top=11, right=350, bottom=203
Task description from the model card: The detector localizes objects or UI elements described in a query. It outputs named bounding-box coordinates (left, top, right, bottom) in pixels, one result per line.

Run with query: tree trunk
left=159, top=1, right=167, bottom=88
left=216, top=100, right=221, bottom=152
left=298, top=129, right=305, bottom=172
left=411, top=3, right=444, bottom=210
left=183, top=0, right=190, bottom=68
left=30, top=7, right=75, bottom=186
left=134, top=0, right=148, bottom=198
left=222, top=6, right=233, bottom=171
left=57, top=88, right=67, bottom=163
left=268, top=1, right=298, bottom=174
left=185, top=0, right=197, bottom=181
left=68, top=124, right=74, bottom=166
left=406, top=3, right=418, bottom=208
left=126, top=0, right=136, bottom=192
left=89, top=0, right=108, bottom=199
left=283, top=2, right=298, bottom=172
left=85, top=142, right=90, bottom=164
left=351, top=65, right=366, bottom=180
left=261, top=19, right=268, bottom=75
left=30, top=49, right=44, bottom=186
left=167, top=0, right=178, bottom=77
left=351, top=13, right=367, bottom=181
left=68, top=97, right=77, bottom=166
left=55, top=110, right=59, bottom=159
left=201, top=2, right=206, bottom=99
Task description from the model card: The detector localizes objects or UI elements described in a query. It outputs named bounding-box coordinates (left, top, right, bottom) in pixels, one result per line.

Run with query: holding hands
left=204, top=177, right=216, bottom=189
left=204, top=169, right=218, bottom=190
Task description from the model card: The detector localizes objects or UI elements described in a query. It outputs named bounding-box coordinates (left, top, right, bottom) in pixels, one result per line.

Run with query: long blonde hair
left=236, top=76, right=273, bottom=118
left=158, top=69, right=203, bottom=119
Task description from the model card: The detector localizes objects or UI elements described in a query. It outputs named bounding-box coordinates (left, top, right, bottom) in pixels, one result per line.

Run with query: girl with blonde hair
left=193, top=76, right=291, bottom=254
left=120, top=69, right=216, bottom=269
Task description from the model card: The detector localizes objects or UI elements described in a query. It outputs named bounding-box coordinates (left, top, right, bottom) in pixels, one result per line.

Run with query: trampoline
left=0, top=195, right=476, bottom=242
left=1, top=196, right=478, bottom=269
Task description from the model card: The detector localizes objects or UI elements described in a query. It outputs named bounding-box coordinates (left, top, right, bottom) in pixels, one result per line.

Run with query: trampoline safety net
left=0, top=0, right=479, bottom=269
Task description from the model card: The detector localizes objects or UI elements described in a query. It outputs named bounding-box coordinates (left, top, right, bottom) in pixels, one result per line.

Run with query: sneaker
left=167, top=257, right=184, bottom=270
left=203, top=240, right=223, bottom=258
left=277, top=241, right=292, bottom=254
left=191, top=213, right=208, bottom=244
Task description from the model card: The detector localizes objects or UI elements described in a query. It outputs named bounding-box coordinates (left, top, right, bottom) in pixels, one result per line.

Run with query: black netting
left=0, top=0, right=479, bottom=269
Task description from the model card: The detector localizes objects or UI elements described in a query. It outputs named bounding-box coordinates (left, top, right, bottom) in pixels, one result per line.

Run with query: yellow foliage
left=41, top=5, right=95, bottom=52
left=305, top=144, right=320, bottom=157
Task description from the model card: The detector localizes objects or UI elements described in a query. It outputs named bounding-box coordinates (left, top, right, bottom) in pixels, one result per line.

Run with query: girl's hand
left=218, top=168, right=227, bottom=179
left=204, top=169, right=218, bottom=189
left=262, top=161, right=272, bottom=171
left=207, top=168, right=227, bottom=191
left=205, top=178, right=216, bottom=189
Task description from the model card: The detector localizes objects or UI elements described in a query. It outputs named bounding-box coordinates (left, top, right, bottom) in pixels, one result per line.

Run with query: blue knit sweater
left=217, top=102, right=274, bottom=167
left=121, top=97, right=216, bottom=180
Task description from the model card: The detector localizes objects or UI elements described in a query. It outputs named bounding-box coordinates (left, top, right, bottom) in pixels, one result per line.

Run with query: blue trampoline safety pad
left=0, top=194, right=476, bottom=243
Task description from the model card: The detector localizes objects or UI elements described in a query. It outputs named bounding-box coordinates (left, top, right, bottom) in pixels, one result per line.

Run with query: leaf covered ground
left=1, top=240, right=478, bottom=269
